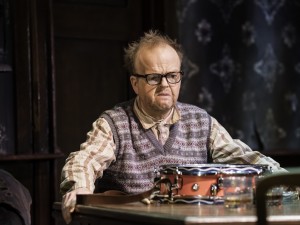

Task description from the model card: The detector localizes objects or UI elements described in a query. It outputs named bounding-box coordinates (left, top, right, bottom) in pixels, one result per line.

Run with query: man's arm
left=60, top=117, right=116, bottom=194
left=60, top=117, right=116, bottom=223
left=209, top=117, right=287, bottom=172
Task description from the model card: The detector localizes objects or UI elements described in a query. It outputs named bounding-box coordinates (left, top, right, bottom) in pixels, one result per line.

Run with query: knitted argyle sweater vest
left=94, top=100, right=212, bottom=194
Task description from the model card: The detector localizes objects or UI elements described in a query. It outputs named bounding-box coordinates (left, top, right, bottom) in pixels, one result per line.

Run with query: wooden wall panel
left=53, top=0, right=143, bottom=155
left=2, top=1, right=58, bottom=225
left=13, top=0, right=33, bottom=154
left=54, top=38, right=129, bottom=152
left=54, top=3, right=133, bottom=40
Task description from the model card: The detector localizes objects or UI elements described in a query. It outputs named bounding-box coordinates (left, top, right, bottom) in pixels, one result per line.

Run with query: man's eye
left=167, top=73, right=177, bottom=79
left=148, top=74, right=160, bottom=80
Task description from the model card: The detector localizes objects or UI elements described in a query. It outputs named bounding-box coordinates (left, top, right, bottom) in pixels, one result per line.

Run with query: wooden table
left=52, top=201, right=300, bottom=225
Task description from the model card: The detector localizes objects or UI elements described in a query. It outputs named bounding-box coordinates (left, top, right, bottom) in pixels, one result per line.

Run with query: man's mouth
left=157, top=92, right=170, bottom=96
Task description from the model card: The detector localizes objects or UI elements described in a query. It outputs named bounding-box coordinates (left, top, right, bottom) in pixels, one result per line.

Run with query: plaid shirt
left=60, top=99, right=286, bottom=194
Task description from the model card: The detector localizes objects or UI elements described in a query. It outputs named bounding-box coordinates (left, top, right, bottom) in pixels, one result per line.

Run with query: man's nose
left=160, top=76, right=169, bottom=86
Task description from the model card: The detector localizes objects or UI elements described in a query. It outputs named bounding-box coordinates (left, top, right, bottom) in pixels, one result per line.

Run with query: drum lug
left=218, top=177, right=224, bottom=188
left=210, top=184, right=218, bottom=196
left=192, top=183, right=199, bottom=191
left=210, top=177, right=224, bottom=196
left=171, top=175, right=182, bottom=191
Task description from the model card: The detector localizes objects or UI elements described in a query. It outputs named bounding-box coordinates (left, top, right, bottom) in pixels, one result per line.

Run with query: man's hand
left=61, top=187, right=92, bottom=224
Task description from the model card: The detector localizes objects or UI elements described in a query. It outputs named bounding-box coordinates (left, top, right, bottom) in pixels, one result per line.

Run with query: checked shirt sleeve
left=209, top=117, right=287, bottom=173
left=60, top=117, right=116, bottom=194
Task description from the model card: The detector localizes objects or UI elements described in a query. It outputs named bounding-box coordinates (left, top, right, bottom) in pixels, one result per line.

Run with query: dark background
left=0, top=0, right=299, bottom=225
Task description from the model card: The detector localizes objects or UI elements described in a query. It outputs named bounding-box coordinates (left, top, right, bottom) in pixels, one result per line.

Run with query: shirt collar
left=133, top=97, right=181, bottom=129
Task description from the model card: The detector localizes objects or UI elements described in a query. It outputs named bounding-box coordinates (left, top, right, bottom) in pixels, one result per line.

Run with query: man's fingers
left=61, top=188, right=92, bottom=224
left=62, top=200, right=72, bottom=224
left=62, top=192, right=77, bottom=224
left=69, top=198, right=76, bottom=213
left=141, top=198, right=151, bottom=205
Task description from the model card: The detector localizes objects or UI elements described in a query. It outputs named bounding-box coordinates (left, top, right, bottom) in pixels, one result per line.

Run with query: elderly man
left=60, top=30, right=286, bottom=223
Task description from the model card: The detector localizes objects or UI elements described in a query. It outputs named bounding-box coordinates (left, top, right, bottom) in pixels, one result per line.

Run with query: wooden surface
left=53, top=200, right=300, bottom=225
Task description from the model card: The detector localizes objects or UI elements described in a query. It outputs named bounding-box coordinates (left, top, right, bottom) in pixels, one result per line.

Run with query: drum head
left=158, top=163, right=271, bottom=176
left=159, top=164, right=224, bottom=176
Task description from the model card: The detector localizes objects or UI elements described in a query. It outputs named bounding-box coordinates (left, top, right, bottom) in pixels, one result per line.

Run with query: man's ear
left=130, top=76, right=139, bottom=95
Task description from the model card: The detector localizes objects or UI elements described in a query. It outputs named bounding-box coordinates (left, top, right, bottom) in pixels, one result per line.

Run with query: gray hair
left=124, top=30, right=183, bottom=74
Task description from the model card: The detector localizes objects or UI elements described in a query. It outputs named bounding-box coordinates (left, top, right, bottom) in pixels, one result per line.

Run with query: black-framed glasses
left=132, top=71, right=183, bottom=85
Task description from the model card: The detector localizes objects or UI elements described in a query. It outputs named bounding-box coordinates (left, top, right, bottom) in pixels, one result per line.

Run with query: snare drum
left=154, top=164, right=271, bottom=204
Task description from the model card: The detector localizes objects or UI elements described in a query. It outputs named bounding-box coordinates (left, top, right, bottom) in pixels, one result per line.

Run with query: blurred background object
left=0, top=169, right=32, bottom=225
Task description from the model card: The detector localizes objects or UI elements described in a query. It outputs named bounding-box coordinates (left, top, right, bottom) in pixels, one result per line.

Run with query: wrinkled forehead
left=134, top=44, right=181, bottom=72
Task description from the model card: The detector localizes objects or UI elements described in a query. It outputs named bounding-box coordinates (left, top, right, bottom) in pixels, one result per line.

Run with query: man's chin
left=157, top=102, right=174, bottom=112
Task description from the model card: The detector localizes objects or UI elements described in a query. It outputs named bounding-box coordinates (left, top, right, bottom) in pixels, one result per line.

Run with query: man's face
left=130, top=45, right=181, bottom=119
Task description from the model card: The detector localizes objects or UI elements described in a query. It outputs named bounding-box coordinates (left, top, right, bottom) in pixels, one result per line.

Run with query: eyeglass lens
left=147, top=72, right=182, bottom=85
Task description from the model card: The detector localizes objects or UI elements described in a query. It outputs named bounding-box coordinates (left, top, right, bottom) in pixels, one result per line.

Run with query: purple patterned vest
left=94, top=100, right=211, bottom=194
